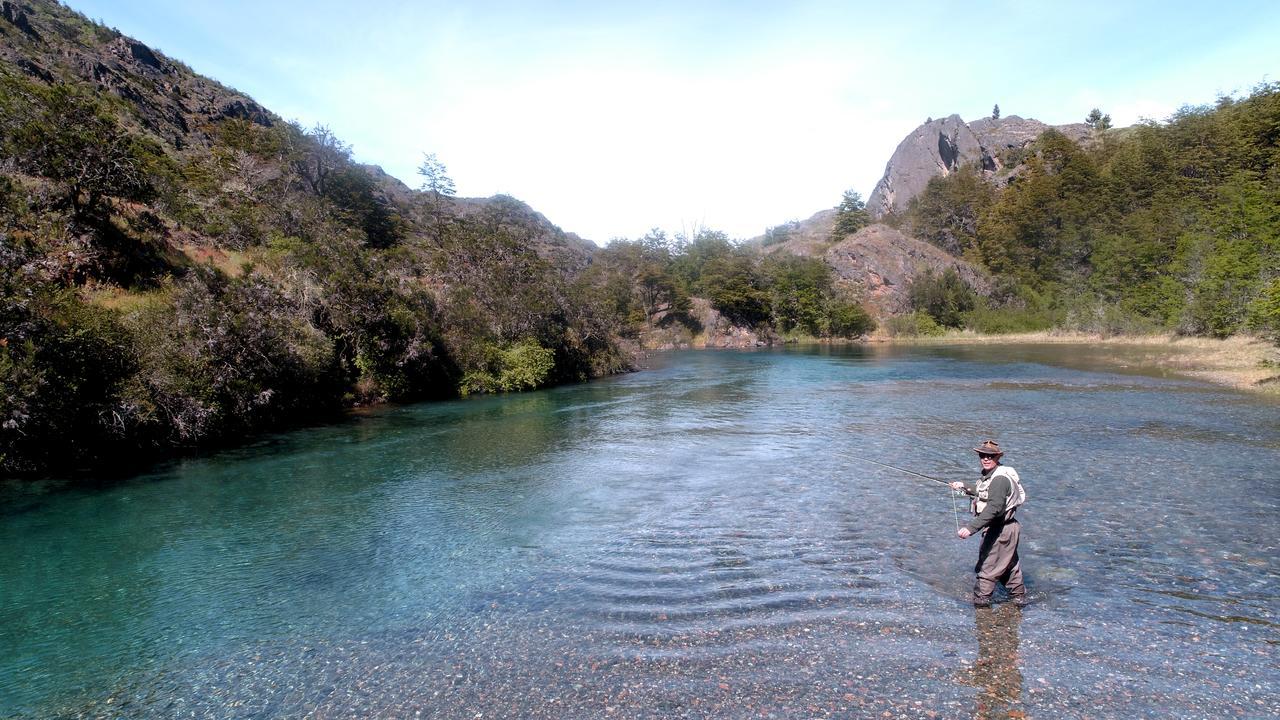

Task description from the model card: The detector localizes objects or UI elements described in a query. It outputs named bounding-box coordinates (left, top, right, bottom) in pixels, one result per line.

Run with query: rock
left=868, top=114, right=1097, bottom=218
left=107, top=36, right=167, bottom=73
left=688, top=298, right=773, bottom=348
left=1, top=1, right=41, bottom=41
left=824, top=223, right=989, bottom=316
left=867, top=115, right=984, bottom=219
left=216, top=97, right=274, bottom=127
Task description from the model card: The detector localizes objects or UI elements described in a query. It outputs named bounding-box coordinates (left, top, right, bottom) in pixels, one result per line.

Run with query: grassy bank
left=875, top=331, right=1280, bottom=395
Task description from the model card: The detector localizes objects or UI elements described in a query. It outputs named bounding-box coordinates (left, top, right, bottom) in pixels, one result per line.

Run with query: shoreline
left=870, top=331, right=1280, bottom=395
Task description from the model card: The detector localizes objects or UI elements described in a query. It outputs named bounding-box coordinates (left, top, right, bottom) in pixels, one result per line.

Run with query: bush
left=908, top=268, right=978, bottom=328
left=120, top=267, right=339, bottom=446
left=826, top=300, right=876, bottom=337
left=1246, top=278, right=1280, bottom=344
left=460, top=340, right=556, bottom=396
left=1, top=285, right=134, bottom=473
left=885, top=311, right=944, bottom=337
left=961, top=305, right=1057, bottom=334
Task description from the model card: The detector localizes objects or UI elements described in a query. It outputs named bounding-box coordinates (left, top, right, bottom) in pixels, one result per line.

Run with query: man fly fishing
left=950, top=440, right=1028, bottom=608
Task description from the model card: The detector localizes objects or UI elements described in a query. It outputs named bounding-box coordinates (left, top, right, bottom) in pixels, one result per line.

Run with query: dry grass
left=82, top=283, right=168, bottom=313
left=176, top=243, right=252, bottom=277
left=876, top=330, right=1280, bottom=395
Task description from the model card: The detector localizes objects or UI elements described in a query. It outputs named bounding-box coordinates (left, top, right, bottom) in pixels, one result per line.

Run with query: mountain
left=866, top=113, right=1092, bottom=218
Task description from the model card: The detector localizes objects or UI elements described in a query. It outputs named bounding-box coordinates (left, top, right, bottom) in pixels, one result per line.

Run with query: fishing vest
left=973, top=465, right=1026, bottom=521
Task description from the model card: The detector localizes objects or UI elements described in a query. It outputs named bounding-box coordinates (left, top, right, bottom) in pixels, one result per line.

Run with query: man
left=950, top=440, right=1028, bottom=608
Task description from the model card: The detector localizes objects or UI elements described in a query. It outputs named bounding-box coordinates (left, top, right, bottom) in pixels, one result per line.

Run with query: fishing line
left=840, top=452, right=965, bottom=532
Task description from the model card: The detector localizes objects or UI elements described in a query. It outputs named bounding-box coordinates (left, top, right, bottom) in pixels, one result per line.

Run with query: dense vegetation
left=589, top=229, right=875, bottom=341
left=898, top=84, right=1280, bottom=339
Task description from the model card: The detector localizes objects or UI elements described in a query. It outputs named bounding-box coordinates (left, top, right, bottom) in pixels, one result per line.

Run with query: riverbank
left=876, top=331, right=1280, bottom=395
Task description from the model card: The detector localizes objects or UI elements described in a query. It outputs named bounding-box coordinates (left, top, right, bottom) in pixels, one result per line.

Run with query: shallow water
left=2, top=345, right=1277, bottom=719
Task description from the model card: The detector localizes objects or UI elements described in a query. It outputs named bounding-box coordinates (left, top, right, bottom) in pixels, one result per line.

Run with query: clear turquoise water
left=2, top=346, right=1277, bottom=718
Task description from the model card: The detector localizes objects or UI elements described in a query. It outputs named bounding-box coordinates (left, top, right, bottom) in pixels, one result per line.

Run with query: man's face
left=979, top=453, right=999, bottom=471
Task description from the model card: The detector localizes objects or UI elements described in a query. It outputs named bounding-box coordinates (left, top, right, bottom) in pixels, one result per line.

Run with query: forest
left=896, top=84, right=1280, bottom=340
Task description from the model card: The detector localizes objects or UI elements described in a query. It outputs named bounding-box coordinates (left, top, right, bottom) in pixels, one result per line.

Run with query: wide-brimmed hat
left=973, top=440, right=1004, bottom=457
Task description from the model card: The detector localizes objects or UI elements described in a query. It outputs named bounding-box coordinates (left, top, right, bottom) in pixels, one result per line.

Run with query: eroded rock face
left=867, top=114, right=1094, bottom=219
left=866, top=115, right=984, bottom=220
left=824, top=224, right=989, bottom=316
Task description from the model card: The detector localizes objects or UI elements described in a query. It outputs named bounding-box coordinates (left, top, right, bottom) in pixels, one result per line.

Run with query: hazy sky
left=66, top=0, right=1279, bottom=244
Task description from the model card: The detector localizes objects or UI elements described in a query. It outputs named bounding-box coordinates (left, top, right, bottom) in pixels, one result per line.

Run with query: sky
left=65, top=0, right=1280, bottom=244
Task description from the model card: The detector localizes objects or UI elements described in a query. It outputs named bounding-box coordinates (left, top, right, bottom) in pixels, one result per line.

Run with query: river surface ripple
left=2, top=346, right=1277, bottom=718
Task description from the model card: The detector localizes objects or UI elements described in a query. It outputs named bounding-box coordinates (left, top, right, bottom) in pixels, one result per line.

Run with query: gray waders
left=974, top=519, right=1024, bottom=605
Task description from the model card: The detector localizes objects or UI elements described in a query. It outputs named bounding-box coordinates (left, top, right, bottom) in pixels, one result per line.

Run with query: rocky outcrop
left=688, top=298, right=772, bottom=348
left=824, top=224, right=989, bottom=316
left=750, top=208, right=837, bottom=257
left=1, top=1, right=40, bottom=40
left=867, top=114, right=1094, bottom=219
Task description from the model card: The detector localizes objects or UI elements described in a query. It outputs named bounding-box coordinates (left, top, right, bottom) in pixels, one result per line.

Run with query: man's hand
left=957, top=527, right=971, bottom=539
left=950, top=481, right=965, bottom=491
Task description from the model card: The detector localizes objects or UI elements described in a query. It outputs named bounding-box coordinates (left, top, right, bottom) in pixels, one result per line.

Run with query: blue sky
left=66, top=0, right=1280, bottom=244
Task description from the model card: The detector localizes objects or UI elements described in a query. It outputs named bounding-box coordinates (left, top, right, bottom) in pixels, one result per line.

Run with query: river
left=1, top=345, right=1277, bottom=718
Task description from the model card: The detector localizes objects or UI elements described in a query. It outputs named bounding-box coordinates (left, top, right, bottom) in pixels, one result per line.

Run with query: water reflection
left=967, top=604, right=1025, bottom=719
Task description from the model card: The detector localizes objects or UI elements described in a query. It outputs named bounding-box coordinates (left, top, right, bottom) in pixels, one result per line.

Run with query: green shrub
left=1, top=285, right=134, bottom=474
left=1246, top=278, right=1280, bottom=344
left=826, top=300, right=876, bottom=337
left=885, top=311, right=944, bottom=337
left=460, top=340, right=555, bottom=396
left=908, top=268, right=977, bottom=328
left=961, top=305, right=1057, bottom=334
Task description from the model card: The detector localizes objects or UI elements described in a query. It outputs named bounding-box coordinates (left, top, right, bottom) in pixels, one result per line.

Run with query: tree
left=417, top=152, right=456, bottom=198
left=908, top=268, right=978, bottom=328
left=417, top=152, right=456, bottom=240
left=992, top=104, right=1000, bottom=120
left=830, top=189, right=871, bottom=240
left=1085, top=108, right=1112, bottom=131
left=293, top=124, right=351, bottom=196
left=9, top=84, right=156, bottom=218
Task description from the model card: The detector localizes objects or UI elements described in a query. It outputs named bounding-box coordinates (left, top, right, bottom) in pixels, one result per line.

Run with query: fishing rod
left=839, top=452, right=966, bottom=531
left=841, top=453, right=955, bottom=488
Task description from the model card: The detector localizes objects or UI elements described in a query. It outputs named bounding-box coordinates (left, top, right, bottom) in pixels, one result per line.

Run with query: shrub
left=1246, top=278, right=1280, bottom=344
left=885, top=311, right=944, bottom=337
left=908, top=268, right=978, bottom=328
left=1, top=283, right=134, bottom=473
left=826, top=300, right=876, bottom=338
left=460, top=340, right=556, bottom=396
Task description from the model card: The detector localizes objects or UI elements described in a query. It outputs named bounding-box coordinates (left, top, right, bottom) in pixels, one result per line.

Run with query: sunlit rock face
left=867, top=114, right=1092, bottom=219
left=824, top=223, right=989, bottom=316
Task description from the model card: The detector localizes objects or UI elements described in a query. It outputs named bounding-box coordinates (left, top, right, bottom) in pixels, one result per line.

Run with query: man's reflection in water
left=966, top=604, right=1025, bottom=719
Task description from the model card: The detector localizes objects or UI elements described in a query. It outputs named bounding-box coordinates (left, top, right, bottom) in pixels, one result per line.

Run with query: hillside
left=0, top=0, right=628, bottom=475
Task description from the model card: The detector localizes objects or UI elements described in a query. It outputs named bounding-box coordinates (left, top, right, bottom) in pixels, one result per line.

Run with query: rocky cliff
left=866, top=114, right=1091, bottom=218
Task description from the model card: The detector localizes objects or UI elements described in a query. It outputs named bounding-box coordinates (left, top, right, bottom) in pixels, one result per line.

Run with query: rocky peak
left=867, top=114, right=1094, bottom=219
